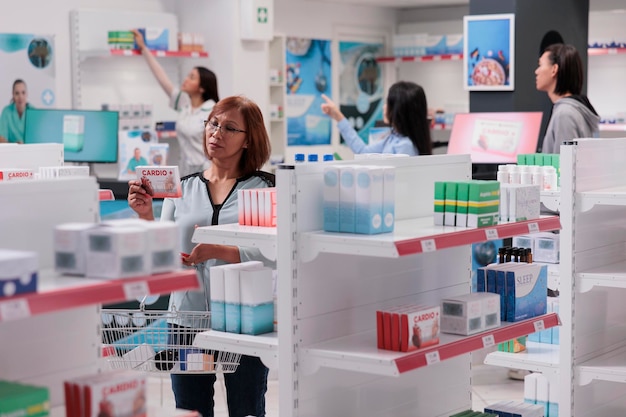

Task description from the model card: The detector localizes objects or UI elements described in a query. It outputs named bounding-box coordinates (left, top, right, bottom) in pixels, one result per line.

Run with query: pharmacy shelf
left=156, top=130, right=177, bottom=140
left=193, top=330, right=278, bottom=370
left=0, top=270, right=198, bottom=323
left=577, top=260, right=626, bottom=292
left=270, top=81, right=285, bottom=87
left=599, top=124, right=626, bottom=132
left=110, top=49, right=208, bottom=58
left=577, top=343, right=626, bottom=385
left=192, top=223, right=277, bottom=260
left=78, top=49, right=209, bottom=61
left=578, top=185, right=626, bottom=212
left=376, top=53, right=463, bottom=63
left=484, top=341, right=560, bottom=374
left=299, top=216, right=561, bottom=262
left=588, top=47, right=626, bottom=56
left=300, top=313, right=559, bottom=377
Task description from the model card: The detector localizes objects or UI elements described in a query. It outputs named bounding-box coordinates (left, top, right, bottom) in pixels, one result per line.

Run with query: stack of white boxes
left=53, top=219, right=180, bottom=278
left=210, top=261, right=274, bottom=336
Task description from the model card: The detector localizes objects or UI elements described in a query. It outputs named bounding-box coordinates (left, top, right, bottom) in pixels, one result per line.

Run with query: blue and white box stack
left=224, top=261, right=267, bottom=334
left=240, top=267, right=274, bottom=335
left=339, top=166, right=357, bottom=233
left=355, top=166, right=384, bottom=234
left=209, top=264, right=230, bottom=331
left=324, top=164, right=395, bottom=234
left=323, top=165, right=340, bottom=232
left=381, top=166, right=395, bottom=233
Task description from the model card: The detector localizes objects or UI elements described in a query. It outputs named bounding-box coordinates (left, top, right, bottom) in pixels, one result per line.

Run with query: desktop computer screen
left=23, top=108, right=119, bottom=163
left=446, top=112, right=543, bottom=163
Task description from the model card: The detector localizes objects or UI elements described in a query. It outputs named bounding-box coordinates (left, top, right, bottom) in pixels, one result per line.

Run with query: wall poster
left=0, top=33, right=56, bottom=108
left=286, top=37, right=332, bottom=146
left=338, top=41, right=385, bottom=145
left=463, top=14, right=515, bottom=91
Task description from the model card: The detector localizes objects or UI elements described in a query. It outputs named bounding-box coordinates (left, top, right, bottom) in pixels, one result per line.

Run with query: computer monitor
left=446, top=112, right=543, bottom=163
left=23, top=108, right=119, bottom=163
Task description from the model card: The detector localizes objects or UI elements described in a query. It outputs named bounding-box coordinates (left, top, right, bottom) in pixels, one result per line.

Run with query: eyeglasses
left=204, top=120, right=247, bottom=137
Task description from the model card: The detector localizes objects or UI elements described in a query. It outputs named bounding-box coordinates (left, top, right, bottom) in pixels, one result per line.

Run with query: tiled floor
left=146, top=363, right=524, bottom=416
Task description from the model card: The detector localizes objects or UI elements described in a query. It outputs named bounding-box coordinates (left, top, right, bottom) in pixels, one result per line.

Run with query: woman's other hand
left=321, top=94, right=345, bottom=122
left=127, top=179, right=154, bottom=220
left=131, top=29, right=147, bottom=51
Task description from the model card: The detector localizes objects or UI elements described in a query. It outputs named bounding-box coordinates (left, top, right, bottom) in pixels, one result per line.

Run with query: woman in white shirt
left=133, top=29, right=219, bottom=176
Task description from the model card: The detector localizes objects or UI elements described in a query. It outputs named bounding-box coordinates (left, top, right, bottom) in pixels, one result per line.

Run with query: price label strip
left=485, top=228, right=499, bottom=240
left=421, top=239, right=437, bottom=253
left=123, top=281, right=150, bottom=301
left=425, top=350, right=441, bottom=365
left=533, top=319, right=546, bottom=333
left=0, top=299, right=31, bottom=321
left=482, top=334, right=496, bottom=348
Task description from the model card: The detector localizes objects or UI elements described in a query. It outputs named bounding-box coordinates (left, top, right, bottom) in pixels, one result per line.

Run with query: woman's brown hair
left=203, top=95, right=271, bottom=175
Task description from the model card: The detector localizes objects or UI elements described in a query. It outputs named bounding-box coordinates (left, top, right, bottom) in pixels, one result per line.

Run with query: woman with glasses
left=127, top=95, right=273, bottom=417
left=132, top=29, right=219, bottom=176
left=320, top=81, right=433, bottom=156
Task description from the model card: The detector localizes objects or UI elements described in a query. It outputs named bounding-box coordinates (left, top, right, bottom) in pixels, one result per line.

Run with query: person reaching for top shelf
left=320, top=81, right=432, bottom=156
left=132, top=29, right=219, bottom=176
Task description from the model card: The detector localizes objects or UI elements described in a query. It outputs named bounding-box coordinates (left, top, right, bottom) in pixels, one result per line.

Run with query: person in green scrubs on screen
left=126, top=147, right=148, bottom=174
left=0, top=79, right=32, bottom=144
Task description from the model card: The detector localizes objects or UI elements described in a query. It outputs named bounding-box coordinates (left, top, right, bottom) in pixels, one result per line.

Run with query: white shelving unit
left=0, top=144, right=201, bottom=407
left=557, top=138, right=626, bottom=416
left=191, top=154, right=560, bottom=416
left=268, top=34, right=287, bottom=169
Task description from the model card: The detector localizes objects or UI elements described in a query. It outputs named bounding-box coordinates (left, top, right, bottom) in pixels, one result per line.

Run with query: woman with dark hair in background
left=321, top=81, right=433, bottom=156
left=535, top=43, right=599, bottom=153
left=132, top=29, right=220, bottom=175
left=0, top=79, right=31, bottom=143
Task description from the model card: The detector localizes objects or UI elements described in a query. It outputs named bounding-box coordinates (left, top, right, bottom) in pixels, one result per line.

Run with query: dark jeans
left=168, top=324, right=269, bottom=417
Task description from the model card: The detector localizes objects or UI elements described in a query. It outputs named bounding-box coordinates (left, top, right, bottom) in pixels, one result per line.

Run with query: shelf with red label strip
left=300, top=216, right=561, bottom=261
left=109, top=49, right=209, bottom=58
left=376, top=54, right=463, bottom=63
left=0, top=270, right=198, bottom=323
left=300, top=313, right=560, bottom=377
left=588, top=47, right=626, bottom=56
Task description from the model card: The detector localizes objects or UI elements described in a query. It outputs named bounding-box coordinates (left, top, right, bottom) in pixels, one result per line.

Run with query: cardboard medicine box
left=136, top=165, right=182, bottom=198
left=467, top=180, right=500, bottom=228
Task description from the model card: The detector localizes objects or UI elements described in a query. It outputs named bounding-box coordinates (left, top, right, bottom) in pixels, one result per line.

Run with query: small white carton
left=54, top=222, right=97, bottom=275
left=85, top=225, right=149, bottom=279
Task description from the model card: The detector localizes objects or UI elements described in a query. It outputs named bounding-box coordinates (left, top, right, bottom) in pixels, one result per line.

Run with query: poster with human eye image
left=286, top=38, right=332, bottom=146
left=338, top=41, right=385, bottom=145
left=463, top=14, right=515, bottom=91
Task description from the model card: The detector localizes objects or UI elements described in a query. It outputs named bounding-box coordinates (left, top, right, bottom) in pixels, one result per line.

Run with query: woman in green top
left=0, top=79, right=31, bottom=143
